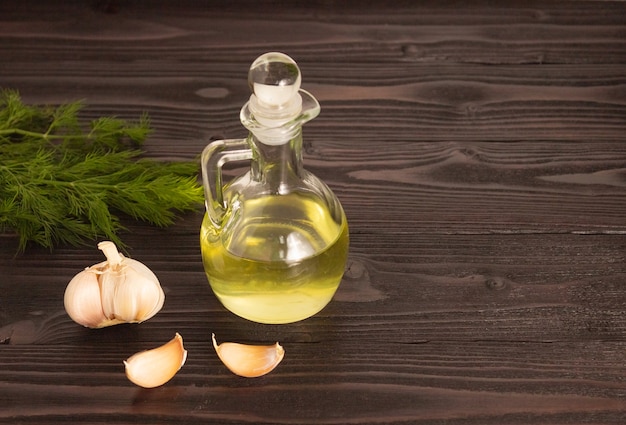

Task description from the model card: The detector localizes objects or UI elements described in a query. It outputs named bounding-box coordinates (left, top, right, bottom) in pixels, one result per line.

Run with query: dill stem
left=0, top=128, right=51, bottom=140
left=0, top=128, right=119, bottom=141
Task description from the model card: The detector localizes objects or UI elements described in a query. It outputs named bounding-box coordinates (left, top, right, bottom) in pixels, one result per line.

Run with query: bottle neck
left=249, top=129, right=303, bottom=192
left=240, top=89, right=319, bottom=194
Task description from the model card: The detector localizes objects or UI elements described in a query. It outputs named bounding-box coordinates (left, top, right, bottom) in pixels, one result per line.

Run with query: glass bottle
left=200, top=52, right=349, bottom=324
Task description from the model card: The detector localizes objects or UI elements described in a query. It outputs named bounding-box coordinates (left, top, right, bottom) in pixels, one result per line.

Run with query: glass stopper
left=248, top=52, right=302, bottom=108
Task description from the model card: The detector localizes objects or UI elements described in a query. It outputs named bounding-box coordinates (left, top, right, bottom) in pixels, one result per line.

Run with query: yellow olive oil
left=201, top=193, right=348, bottom=324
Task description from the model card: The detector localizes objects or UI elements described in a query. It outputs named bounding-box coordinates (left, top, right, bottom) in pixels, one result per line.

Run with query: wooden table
left=1, top=1, right=625, bottom=423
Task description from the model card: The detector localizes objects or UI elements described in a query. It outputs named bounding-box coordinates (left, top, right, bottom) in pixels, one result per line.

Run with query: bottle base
left=213, top=287, right=337, bottom=324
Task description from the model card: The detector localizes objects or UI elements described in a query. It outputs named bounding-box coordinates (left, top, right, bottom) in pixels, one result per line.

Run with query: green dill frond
left=88, top=114, right=150, bottom=152
left=0, top=89, right=204, bottom=252
left=0, top=90, right=33, bottom=130
left=49, top=101, right=82, bottom=135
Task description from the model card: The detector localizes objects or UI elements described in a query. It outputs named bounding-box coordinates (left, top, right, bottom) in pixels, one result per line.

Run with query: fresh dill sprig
left=0, top=89, right=204, bottom=252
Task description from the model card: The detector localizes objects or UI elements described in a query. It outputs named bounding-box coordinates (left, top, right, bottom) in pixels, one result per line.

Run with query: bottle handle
left=200, top=138, right=253, bottom=226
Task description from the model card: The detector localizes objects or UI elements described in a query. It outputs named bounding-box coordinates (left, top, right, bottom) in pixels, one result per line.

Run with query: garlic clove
left=124, top=333, right=187, bottom=388
left=108, top=260, right=165, bottom=323
left=64, top=270, right=109, bottom=328
left=98, top=264, right=120, bottom=322
left=212, top=333, right=285, bottom=378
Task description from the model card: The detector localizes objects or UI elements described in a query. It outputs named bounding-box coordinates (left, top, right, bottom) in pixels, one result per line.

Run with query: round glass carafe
left=200, top=53, right=349, bottom=324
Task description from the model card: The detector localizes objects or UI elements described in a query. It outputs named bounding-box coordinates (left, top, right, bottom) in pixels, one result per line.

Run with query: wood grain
left=1, top=1, right=625, bottom=423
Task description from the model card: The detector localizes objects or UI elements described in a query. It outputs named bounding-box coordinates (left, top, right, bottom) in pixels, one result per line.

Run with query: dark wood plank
left=1, top=1, right=625, bottom=423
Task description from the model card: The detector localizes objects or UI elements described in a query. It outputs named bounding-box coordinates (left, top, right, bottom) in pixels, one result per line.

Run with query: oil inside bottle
left=201, top=192, right=348, bottom=324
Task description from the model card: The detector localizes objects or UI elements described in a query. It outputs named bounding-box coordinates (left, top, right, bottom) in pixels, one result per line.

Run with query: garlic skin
left=212, top=333, right=285, bottom=378
left=124, top=333, right=187, bottom=388
left=64, top=241, right=165, bottom=328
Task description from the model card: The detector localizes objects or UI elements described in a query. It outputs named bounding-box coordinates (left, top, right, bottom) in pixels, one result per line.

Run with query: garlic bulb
left=64, top=241, right=165, bottom=328
left=212, top=333, right=284, bottom=378
left=124, top=333, right=187, bottom=388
